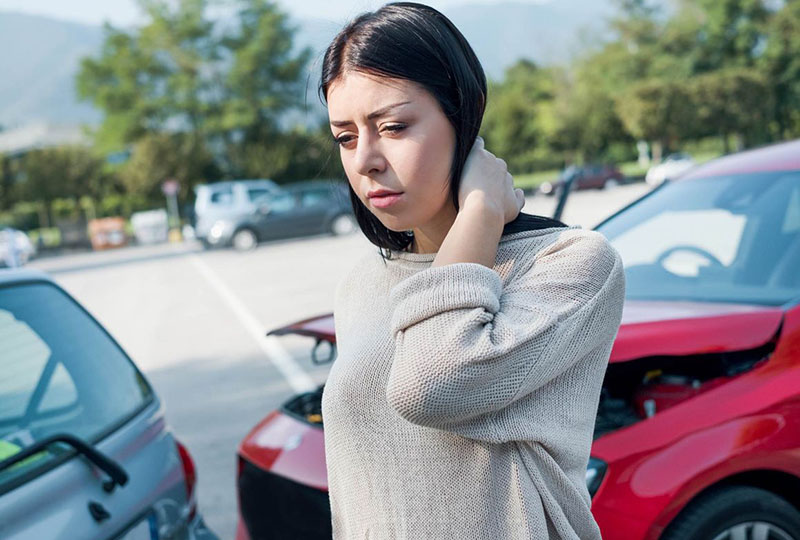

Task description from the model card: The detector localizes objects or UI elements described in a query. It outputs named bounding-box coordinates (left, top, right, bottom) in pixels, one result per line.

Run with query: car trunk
left=269, top=301, right=784, bottom=439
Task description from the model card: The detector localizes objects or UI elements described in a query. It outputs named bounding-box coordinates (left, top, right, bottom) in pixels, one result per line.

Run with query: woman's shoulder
left=334, top=249, right=388, bottom=303
left=501, top=223, right=614, bottom=258
left=500, top=225, right=622, bottom=292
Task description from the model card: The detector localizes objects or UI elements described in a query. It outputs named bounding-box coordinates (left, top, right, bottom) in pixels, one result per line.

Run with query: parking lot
left=28, top=182, right=652, bottom=539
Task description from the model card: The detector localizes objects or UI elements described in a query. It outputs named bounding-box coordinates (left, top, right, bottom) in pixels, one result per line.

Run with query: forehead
left=326, top=72, right=428, bottom=119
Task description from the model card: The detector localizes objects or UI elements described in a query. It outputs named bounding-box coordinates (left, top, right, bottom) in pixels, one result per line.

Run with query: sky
left=0, top=0, right=552, bottom=26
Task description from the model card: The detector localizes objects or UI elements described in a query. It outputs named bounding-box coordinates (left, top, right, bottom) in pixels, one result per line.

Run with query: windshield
left=597, top=171, right=800, bottom=306
left=0, top=282, right=153, bottom=488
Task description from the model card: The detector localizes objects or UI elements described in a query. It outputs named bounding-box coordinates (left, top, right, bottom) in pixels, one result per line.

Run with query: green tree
left=761, top=0, right=800, bottom=138
left=77, top=0, right=220, bottom=153
left=0, top=153, right=16, bottom=211
left=120, top=133, right=219, bottom=201
left=689, top=68, right=772, bottom=151
left=689, top=0, right=770, bottom=73
left=616, top=79, right=696, bottom=161
left=481, top=60, right=564, bottom=172
left=18, top=147, right=108, bottom=227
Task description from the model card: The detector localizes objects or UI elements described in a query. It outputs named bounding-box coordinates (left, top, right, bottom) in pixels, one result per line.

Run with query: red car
left=237, top=139, right=800, bottom=540
left=538, top=164, right=625, bottom=196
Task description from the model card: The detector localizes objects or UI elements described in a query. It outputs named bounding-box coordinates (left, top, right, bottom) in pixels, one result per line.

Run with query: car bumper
left=237, top=458, right=331, bottom=540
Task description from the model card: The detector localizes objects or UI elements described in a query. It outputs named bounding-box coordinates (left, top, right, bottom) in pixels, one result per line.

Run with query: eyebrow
left=330, top=101, right=411, bottom=127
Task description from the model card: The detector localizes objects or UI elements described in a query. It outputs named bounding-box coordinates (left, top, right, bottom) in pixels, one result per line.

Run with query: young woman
left=319, top=3, right=626, bottom=538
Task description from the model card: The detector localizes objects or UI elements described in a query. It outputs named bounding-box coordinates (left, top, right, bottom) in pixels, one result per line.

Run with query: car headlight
left=586, top=457, right=607, bottom=498
left=209, top=220, right=233, bottom=240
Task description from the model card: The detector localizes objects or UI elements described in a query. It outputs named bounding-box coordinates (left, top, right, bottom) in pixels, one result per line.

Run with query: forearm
left=432, top=194, right=505, bottom=269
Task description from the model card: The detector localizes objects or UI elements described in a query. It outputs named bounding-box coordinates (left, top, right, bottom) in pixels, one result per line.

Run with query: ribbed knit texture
left=321, top=225, right=626, bottom=539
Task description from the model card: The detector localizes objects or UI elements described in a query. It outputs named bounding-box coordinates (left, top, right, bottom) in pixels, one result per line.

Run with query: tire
left=329, top=214, right=356, bottom=236
left=662, top=486, right=800, bottom=540
left=604, top=178, right=619, bottom=190
left=232, top=228, right=258, bottom=251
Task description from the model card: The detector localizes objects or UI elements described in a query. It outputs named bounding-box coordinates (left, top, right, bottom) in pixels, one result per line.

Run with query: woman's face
left=327, top=72, right=457, bottom=233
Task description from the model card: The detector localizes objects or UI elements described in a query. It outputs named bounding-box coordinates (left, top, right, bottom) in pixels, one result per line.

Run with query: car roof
left=680, top=139, right=800, bottom=181
left=0, top=268, right=53, bottom=287
left=196, top=179, right=278, bottom=191
left=282, top=179, right=347, bottom=191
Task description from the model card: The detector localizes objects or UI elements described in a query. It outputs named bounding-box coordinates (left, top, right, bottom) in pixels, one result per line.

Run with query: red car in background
left=538, top=163, right=626, bottom=196
left=237, top=139, right=800, bottom=540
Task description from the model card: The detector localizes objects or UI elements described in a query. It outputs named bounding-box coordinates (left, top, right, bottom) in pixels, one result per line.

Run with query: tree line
left=1, top=0, right=798, bottom=230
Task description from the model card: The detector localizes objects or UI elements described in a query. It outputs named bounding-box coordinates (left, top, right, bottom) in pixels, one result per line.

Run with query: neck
left=409, top=201, right=458, bottom=254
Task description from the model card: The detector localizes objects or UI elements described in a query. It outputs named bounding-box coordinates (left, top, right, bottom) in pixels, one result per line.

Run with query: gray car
left=201, top=180, right=357, bottom=251
left=193, top=179, right=282, bottom=247
left=0, top=269, right=218, bottom=540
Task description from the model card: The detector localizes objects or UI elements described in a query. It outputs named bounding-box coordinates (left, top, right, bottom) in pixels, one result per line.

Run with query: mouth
left=367, top=192, right=404, bottom=209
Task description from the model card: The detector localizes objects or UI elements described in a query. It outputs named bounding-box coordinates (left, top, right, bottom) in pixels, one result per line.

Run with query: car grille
left=238, top=457, right=332, bottom=540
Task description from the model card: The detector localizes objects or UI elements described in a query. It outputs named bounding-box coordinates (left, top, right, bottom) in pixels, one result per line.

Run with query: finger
left=497, top=158, right=507, bottom=171
left=516, top=188, right=525, bottom=209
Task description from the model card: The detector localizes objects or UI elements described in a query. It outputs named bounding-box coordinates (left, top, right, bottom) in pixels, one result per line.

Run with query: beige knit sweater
left=321, top=224, right=626, bottom=539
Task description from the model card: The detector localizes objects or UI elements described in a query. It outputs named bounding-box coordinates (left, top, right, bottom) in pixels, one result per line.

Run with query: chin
left=376, top=217, right=413, bottom=233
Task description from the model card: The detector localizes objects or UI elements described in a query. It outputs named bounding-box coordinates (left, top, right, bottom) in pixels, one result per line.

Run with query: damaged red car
left=236, top=139, right=800, bottom=540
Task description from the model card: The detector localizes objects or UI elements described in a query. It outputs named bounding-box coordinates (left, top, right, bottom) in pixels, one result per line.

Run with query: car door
left=295, top=188, right=337, bottom=235
left=252, top=192, right=306, bottom=241
left=0, top=280, right=193, bottom=540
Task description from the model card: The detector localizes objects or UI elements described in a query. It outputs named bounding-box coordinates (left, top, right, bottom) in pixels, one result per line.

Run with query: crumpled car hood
left=266, top=301, right=785, bottom=365
left=610, top=300, right=784, bottom=363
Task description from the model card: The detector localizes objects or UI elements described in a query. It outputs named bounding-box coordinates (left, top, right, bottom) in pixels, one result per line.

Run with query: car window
left=0, top=283, right=153, bottom=488
left=266, top=193, right=296, bottom=214
left=299, top=189, right=329, bottom=208
left=247, top=188, right=272, bottom=202
left=209, top=188, right=233, bottom=205
left=598, top=171, right=800, bottom=305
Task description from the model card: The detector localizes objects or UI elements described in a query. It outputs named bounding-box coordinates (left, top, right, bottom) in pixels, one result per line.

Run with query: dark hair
left=319, top=2, right=565, bottom=257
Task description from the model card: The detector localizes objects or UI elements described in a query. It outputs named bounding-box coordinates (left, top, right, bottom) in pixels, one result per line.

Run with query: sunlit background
left=1, top=1, right=799, bottom=539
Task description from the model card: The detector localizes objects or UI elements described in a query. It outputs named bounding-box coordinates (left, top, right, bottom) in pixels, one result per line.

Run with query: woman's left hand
left=457, top=137, right=525, bottom=225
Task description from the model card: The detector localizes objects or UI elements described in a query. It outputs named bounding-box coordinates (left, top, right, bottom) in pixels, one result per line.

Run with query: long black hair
left=319, top=2, right=565, bottom=257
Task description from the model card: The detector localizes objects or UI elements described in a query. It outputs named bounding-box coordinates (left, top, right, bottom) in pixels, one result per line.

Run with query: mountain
left=0, top=12, right=103, bottom=127
left=0, top=2, right=616, bottom=128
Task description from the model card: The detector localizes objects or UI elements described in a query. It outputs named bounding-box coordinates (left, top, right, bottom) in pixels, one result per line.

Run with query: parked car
left=0, top=228, right=36, bottom=268
left=193, top=179, right=281, bottom=247
left=203, top=180, right=357, bottom=251
left=539, top=164, right=625, bottom=196
left=235, top=139, right=800, bottom=540
left=0, top=268, right=218, bottom=540
left=645, top=152, right=696, bottom=186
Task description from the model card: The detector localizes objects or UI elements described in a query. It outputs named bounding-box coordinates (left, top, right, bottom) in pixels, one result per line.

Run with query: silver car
left=193, top=179, right=281, bottom=247
left=0, top=269, right=218, bottom=540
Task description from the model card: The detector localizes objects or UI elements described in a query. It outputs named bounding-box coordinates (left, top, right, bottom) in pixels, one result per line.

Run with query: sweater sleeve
left=385, top=230, right=625, bottom=433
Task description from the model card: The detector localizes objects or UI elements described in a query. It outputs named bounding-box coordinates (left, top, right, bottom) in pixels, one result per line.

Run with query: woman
left=319, top=3, right=626, bottom=539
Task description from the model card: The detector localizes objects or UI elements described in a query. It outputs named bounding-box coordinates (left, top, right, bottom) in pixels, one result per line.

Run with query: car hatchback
left=0, top=269, right=218, bottom=540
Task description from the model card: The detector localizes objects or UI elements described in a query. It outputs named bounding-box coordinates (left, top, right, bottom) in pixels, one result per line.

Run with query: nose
left=352, top=133, right=386, bottom=177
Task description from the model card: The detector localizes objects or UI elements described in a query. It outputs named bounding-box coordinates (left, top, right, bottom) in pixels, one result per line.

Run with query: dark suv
left=202, top=180, right=357, bottom=251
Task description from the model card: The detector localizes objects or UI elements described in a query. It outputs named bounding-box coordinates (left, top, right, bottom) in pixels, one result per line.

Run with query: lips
left=367, top=189, right=403, bottom=198
left=368, top=192, right=403, bottom=209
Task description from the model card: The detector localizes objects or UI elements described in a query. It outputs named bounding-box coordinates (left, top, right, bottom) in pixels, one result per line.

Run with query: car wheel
left=329, top=214, right=357, bottom=236
left=232, top=228, right=258, bottom=251
left=662, top=486, right=800, bottom=540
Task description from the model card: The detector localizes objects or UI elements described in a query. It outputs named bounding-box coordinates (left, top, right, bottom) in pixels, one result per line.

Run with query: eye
left=334, top=134, right=356, bottom=148
left=382, top=123, right=407, bottom=135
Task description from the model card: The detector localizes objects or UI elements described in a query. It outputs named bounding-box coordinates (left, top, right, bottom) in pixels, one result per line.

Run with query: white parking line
left=188, top=254, right=317, bottom=394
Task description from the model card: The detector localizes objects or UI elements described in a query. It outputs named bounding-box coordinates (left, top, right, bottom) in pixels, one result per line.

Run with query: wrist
left=461, top=192, right=505, bottom=227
